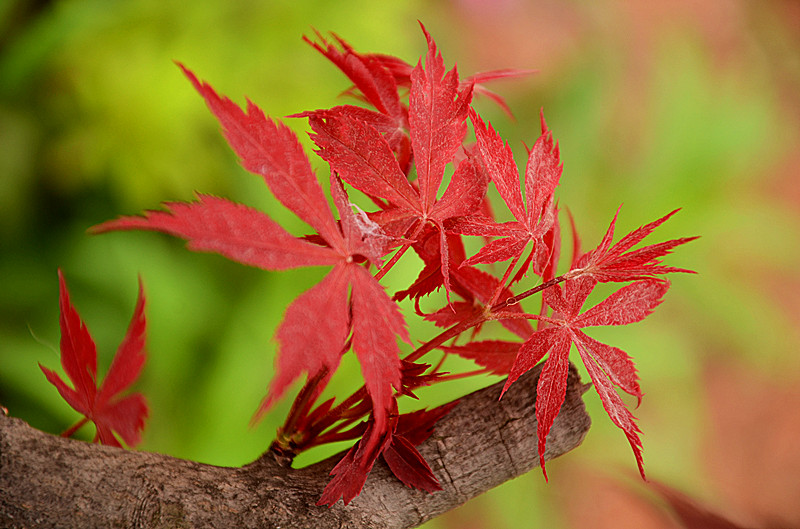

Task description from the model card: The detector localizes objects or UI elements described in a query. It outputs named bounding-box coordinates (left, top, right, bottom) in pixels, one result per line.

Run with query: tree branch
left=0, top=362, right=590, bottom=529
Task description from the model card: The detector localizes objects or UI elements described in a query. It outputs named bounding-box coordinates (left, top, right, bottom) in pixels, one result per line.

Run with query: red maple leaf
left=318, top=403, right=454, bottom=506
left=304, top=28, right=533, bottom=172
left=452, top=108, right=562, bottom=284
left=365, top=51, right=534, bottom=119
left=499, top=276, right=670, bottom=479
left=439, top=340, right=521, bottom=375
left=568, top=207, right=699, bottom=282
left=39, top=270, right=148, bottom=447
left=306, top=24, right=487, bottom=300
left=93, top=66, right=410, bottom=454
left=303, top=29, right=412, bottom=171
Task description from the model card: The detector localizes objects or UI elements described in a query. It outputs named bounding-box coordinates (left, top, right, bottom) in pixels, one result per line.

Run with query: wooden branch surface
left=0, top=363, right=590, bottom=529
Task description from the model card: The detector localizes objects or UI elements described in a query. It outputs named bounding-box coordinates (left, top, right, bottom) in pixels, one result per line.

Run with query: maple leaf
left=94, top=65, right=411, bottom=454
left=500, top=276, right=670, bottom=479
left=39, top=270, right=148, bottom=447
left=366, top=51, right=535, bottom=119
left=439, top=340, right=521, bottom=375
left=318, top=403, right=454, bottom=506
left=452, top=108, right=562, bottom=284
left=395, top=224, right=533, bottom=339
left=304, top=30, right=406, bottom=123
left=306, top=24, right=484, bottom=300
left=303, top=30, right=411, bottom=171
left=568, top=207, right=699, bottom=282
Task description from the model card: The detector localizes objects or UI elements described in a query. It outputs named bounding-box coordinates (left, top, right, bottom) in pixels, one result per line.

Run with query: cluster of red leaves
left=91, top=23, right=695, bottom=504
left=40, top=270, right=148, bottom=447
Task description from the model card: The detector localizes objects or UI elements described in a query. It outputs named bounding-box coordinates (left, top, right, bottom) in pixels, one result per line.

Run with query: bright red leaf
left=39, top=270, right=148, bottom=447
left=500, top=276, right=669, bottom=479
left=306, top=26, right=483, bottom=300
left=569, top=208, right=698, bottom=282
left=452, top=108, right=561, bottom=284
left=92, top=194, right=340, bottom=270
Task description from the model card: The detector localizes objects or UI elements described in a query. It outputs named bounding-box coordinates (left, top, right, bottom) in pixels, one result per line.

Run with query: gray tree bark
left=0, top=362, right=590, bottom=529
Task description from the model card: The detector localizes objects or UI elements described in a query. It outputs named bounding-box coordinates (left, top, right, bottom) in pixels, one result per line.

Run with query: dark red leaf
left=399, top=360, right=447, bottom=399
left=395, top=402, right=457, bottom=446
left=649, top=480, right=752, bottom=529
left=383, top=434, right=441, bottom=492
left=318, top=421, right=393, bottom=506
left=440, top=340, right=521, bottom=375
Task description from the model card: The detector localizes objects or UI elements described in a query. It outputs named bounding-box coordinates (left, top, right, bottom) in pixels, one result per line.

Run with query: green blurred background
left=2, top=1, right=799, bottom=527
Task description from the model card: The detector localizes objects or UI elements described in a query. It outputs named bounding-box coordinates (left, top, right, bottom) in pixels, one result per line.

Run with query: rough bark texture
left=0, top=362, right=590, bottom=529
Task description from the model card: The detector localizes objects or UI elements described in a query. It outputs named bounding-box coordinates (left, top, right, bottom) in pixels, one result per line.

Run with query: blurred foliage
left=2, top=1, right=800, bottom=528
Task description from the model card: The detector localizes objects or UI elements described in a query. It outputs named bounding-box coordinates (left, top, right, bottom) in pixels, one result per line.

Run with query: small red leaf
left=95, top=278, right=146, bottom=407
left=573, top=208, right=698, bottom=282
left=40, top=271, right=149, bottom=447
left=94, top=393, right=148, bottom=447
left=502, top=273, right=665, bottom=478
left=57, top=269, right=97, bottom=412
